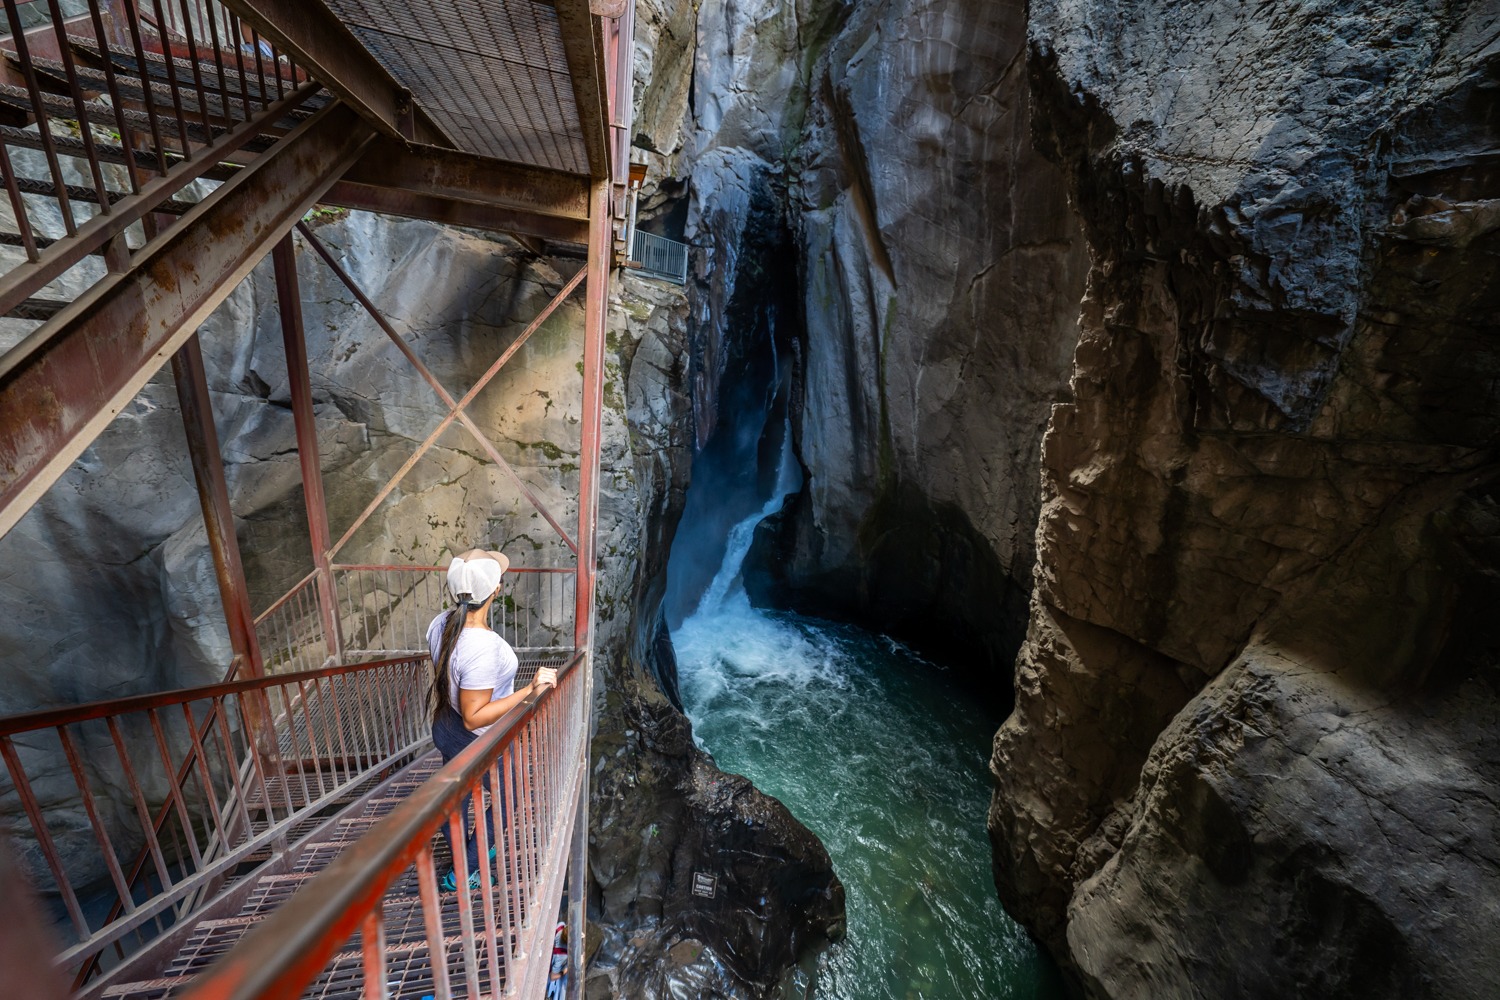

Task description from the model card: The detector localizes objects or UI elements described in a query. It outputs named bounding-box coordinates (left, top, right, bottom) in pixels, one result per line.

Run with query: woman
left=428, top=548, right=556, bottom=892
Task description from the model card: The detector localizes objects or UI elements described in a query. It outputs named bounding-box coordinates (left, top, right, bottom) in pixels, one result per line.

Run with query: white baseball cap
left=447, top=550, right=509, bottom=604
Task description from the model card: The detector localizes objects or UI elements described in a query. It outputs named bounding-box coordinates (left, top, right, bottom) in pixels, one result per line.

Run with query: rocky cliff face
left=742, top=0, right=1089, bottom=697
left=990, top=1, right=1500, bottom=995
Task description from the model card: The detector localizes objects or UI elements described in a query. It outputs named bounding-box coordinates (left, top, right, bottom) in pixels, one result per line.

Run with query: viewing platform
left=0, top=0, right=642, bottom=996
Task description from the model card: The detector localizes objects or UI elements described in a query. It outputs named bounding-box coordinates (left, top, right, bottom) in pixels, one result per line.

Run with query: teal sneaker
left=440, top=862, right=496, bottom=892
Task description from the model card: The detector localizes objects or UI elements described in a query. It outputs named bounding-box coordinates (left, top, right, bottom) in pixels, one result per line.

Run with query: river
left=672, top=500, right=1065, bottom=1000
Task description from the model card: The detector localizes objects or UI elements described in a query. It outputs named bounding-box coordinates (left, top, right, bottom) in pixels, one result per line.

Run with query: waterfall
left=690, top=420, right=798, bottom=619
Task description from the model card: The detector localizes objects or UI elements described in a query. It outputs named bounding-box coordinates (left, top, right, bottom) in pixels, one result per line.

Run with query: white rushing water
left=672, top=467, right=1061, bottom=999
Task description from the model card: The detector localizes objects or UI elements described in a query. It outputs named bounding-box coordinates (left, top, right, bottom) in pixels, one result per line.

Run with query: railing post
left=273, top=234, right=344, bottom=664
left=566, top=651, right=591, bottom=1000
left=174, top=334, right=265, bottom=681
left=574, top=181, right=611, bottom=652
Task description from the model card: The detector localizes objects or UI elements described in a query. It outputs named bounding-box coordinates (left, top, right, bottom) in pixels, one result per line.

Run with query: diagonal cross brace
left=295, top=223, right=580, bottom=555
left=0, top=102, right=376, bottom=543
left=298, top=223, right=589, bottom=560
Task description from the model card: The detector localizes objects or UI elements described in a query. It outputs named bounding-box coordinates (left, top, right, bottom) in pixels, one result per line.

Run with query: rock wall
left=990, top=1, right=1500, bottom=995
left=743, top=0, right=1089, bottom=698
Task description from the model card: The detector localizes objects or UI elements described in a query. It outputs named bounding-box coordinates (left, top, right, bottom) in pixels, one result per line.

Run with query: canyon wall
left=743, top=0, right=1089, bottom=697
left=989, top=1, right=1500, bottom=995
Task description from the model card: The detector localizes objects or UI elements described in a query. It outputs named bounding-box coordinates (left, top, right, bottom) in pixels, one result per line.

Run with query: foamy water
left=673, top=501, right=1062, bottom=999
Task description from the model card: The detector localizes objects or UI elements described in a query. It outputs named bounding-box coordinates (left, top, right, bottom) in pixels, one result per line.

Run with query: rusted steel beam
left=555, top=0, right=610, bottom=181
left=218, top=0, right=450, bottom=146
left=339, top=138, right=591, bottom=219
left=320, top=180, right=590, bottom=245
left=565, top=736, right=588, bottom=1000
left=574, top=181, right=612, bottom=650
left=272, top=235, right=344, bottom=663
left=0, top=101, right=376, bottom=543
left=172, top=334, right=263, bottom=680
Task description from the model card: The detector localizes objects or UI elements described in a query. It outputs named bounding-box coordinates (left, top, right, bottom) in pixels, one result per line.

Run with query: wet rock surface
left=990, top=1, right=1500, bottom=994
left=584, top=258, right=844, bottom=998
left=741, top=0, right=1089, bottom=698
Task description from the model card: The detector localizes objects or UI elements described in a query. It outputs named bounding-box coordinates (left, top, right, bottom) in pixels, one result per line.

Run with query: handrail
left=0, top=654, right=433, bottom=987
left=253, top=568, right=320, bottom=625
left=0, top=654, right=417, bottom=736
left=181, top=651, right=588, bottom=1000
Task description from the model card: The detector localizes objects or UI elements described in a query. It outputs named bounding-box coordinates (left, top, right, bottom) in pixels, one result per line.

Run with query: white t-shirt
left=426, top=611, right=520, bottom=736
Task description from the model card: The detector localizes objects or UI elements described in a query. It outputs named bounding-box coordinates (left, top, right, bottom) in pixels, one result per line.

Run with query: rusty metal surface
left=342, top=138, right=592, bottom=220
left=173, top=651, right=587, bottom=1000
left=322, top=134, right=594, bottom=242
left=319, top=0, right=589, bottom=174
left=554, top=0, right=609, bottom=180
left=272, top=236, right=344, bottom=663
left=173, top=334, right=265, bottom=680
left=0, top=101, right=375, bottom=542
left=321, top=177, right=591, bottom=245
left=0, top=655, right=430, bottom=985
left=574, top=181, right=610, bottom=651
left=218, top=0, right=448, bottom=145
left=0, top=73, right=321, bottom=315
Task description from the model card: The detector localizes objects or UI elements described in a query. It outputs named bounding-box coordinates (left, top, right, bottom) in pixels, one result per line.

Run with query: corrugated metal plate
left=322, top=0, right=586, bottom=174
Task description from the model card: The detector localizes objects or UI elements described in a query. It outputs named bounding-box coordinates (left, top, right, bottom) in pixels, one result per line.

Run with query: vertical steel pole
left=173, top=334, right=264, bottom=680
left=566, top=664, right=591, bottom=1000
left=574, top=181, right=611, bottom=652
left=568, top=176, right=612, bottom=1000
left=273, top=235, right=344, bottom=663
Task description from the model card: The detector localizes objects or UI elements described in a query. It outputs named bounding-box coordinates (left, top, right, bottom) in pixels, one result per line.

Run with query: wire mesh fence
left=0, top=655, right=430, bottom=988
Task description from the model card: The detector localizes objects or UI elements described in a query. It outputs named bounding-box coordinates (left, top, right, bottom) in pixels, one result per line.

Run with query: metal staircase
left=0, top=0, right=641, bottom=996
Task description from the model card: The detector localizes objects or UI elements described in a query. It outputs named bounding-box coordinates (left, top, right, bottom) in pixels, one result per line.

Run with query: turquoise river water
left=672, top=507, right=1065, bottom=1000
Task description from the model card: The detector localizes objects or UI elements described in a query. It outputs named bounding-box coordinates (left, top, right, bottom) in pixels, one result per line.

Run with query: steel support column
left=565, top=656, right=592, bottom=1000
left=0, top=102, right=377, bottom=542
left=172, top=336, right=264, bottom=680
left=272, top=236, right=343, bottom=664
left=574, top=181, right=611, bottom=651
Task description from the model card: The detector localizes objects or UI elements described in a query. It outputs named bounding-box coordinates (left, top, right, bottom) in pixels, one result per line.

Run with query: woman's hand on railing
left=533, top=668, right=558, bottom=695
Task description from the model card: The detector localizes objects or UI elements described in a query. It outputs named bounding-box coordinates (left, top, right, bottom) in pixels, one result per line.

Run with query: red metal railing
left=0, top=655, right=430, bottom=987
left=334, top=565, right=577, bottom=661
left=254, top=569, right=331, bottom=676
left=252, top=565, right=576, bottom=681
left=179, top=650, right=589, bottom=1000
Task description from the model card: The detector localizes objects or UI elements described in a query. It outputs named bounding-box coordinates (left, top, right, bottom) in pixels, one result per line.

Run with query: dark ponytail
left=430, top=597, right=472, bottom=725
